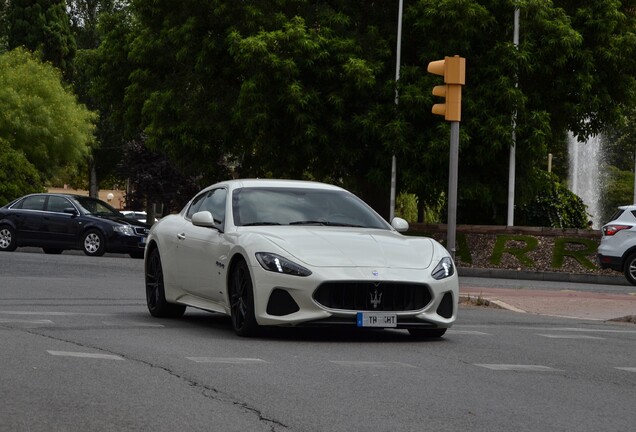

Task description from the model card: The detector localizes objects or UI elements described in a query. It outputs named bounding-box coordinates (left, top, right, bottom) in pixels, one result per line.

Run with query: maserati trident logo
left=370, top=289, right=383, bottom=309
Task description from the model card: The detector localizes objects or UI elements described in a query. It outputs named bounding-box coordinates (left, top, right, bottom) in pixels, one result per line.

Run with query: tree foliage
left=6, top=0, right=77, bottom=79
left=0, top=138, right=44, bottom=205
left=0, top=48, right=96, bottom=178
left=54, top=1, right=636, bottom=224
left=118, top=139, right=202, bottom=214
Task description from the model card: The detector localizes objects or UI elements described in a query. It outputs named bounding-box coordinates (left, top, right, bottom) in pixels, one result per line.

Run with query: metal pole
left=390, top=0, right=404, bottom=221
left=447, top=122, right=459, bottom=260
left=507, top=5, right=520, bottom=227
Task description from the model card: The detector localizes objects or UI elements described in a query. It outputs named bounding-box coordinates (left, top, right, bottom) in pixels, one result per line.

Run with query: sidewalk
left=458, top=267, right=636, bottom=322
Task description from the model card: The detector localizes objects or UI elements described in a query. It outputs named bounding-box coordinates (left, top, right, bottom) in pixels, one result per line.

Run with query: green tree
left=89, top=1, right=636, bottom=223
left=0, top=48, right=96, bottom=178
left=7, top=0, right=77, bottom=79
left=600, top=165, right=634, bottom=223
left=396, top=0, right=636, bottom=224
left=0, top=138, right=44, bottom=205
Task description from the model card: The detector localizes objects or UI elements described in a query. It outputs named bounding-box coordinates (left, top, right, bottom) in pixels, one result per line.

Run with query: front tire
left=408, top=328, right=447, bottom=339
left=82, top=229, right=106, bottom=256
left=145, top=248, right=186, bottom=318
left=230, top=259, right=259, bottom=337
left=624, top=253, right=636, bottom=286
left=0, top=225, right=17, bottom=252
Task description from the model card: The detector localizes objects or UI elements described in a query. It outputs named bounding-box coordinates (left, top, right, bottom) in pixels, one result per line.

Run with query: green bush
left=518, top=171, right=588, bottom=228
left=395, top=192, right=418, bottom=222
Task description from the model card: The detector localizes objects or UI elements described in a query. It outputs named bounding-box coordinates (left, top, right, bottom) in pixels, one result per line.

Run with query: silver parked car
left=598, top=205, right=636, bottom=285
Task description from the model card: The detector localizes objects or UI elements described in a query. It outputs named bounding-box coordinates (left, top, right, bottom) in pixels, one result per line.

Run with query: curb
left=458, top=267, right=630, bottom=286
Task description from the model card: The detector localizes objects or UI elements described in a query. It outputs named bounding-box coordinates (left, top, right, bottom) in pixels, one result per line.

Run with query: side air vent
left=266, top=289, right=300, bottom=316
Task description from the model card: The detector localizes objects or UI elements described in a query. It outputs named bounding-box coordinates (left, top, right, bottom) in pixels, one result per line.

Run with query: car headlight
left=432, top=257, right=455, bottom=280
left=113, top=225, right=135, bottom=236
left=255, top=252, right=312, bottom=277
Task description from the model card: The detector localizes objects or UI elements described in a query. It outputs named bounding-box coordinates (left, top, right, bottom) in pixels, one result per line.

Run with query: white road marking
left=541, top=327, right=636, bottom=334
left=331, top=361, right=417, bottom=368
left=615, top=367, right=636, bottom=373
left=475, top=364, right=561, bottom=372
left=448, top=330, right=491, bottom=335
left=0, top=319, right=54, bottom=324
left=187, top=357, right=267, bottom=364
left=101, top=321, right=165, bottom=328
left=0, top=311, right=109, bottom=316
left=537, top=334, right=604, bottom=340
left=47, top=351, right=124, bottom=361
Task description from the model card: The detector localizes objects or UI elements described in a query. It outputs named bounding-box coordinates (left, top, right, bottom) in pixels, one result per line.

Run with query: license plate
left=356, top=312, right=397, bottom=328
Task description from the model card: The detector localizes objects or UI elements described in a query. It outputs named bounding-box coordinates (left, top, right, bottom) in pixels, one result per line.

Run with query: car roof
left=19, top=193, right=95, bottom=200
left=212, top=178, right=345, bottom=191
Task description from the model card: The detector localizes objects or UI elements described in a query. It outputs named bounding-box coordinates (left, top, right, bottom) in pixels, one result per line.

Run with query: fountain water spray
left=568, top=132, right=602, bottom=228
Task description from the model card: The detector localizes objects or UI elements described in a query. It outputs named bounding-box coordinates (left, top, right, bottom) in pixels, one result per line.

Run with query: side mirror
left=192, top=211, right=219, bottom=229
left=391, top=217, right=409, bottom=232
left=63, top=207, right=79, bottom=216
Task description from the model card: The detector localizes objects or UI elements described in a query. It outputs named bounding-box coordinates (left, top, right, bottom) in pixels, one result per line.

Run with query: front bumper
left=248, top=264, right=459, bottom=329
left=105, top=232, right=147, bottom=254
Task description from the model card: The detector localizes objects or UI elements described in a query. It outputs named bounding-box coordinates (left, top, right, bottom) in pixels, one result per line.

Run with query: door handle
left=177, top=233, right=186, bottom=240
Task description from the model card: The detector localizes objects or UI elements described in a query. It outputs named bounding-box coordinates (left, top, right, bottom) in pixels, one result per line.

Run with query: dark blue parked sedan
left=0, top=193, right=149, bottom=258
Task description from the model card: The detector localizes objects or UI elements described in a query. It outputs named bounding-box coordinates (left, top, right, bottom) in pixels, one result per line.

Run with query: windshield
left=74, top=196, right=121, bottom=217
left=232, top=187, right=389, bottom=229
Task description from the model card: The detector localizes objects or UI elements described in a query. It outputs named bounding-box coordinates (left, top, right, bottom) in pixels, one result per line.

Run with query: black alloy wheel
left=408, top=328, right=447, bottom=339
left=0, top=225, right=17, bottom=252
left=230, top=259, right=259, bottom=337
left=82, top=229, right=106, bottom=256
left=145, top=248, right=186, bottom=318
left=624, top=253, right=636, bottom=286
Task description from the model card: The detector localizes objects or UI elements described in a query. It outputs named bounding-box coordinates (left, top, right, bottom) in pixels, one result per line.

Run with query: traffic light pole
left=447, top=121, right=459, bottom=260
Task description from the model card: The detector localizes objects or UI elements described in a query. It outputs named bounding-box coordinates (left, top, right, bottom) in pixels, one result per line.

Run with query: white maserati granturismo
left=144, top=179, right=458, bottom=338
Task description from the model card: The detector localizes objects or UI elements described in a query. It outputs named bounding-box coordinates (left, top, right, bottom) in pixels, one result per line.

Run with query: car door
left=11, top=195, right=47, bottom=245
left=176, top=188, right=230, bottom=304
left=43, top=196, right=82, bottom=247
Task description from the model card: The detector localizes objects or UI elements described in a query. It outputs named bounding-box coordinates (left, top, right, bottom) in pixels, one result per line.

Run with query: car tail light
left=603, top=225, right=633, bottom=236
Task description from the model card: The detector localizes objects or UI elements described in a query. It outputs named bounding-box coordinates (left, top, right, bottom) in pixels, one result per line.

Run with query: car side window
left=199, top=189, right=227, bottom=223
left=18, top=195, right=46, bottom=211
left=185, top=192, right=207, bottom=219
left=47, top=196, right=72, bottom=213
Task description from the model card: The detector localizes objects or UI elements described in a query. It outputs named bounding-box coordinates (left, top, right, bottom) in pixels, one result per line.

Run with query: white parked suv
left=598, top=205, right=636, bottom=285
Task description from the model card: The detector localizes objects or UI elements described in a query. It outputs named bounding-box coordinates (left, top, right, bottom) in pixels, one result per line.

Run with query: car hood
left=252, top=227, right=436, bottom=269
left=93, top=214, right=150, bottom=228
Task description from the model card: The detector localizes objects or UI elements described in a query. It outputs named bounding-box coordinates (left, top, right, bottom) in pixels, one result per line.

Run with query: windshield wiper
left=241, top=222, right=282, bottom=226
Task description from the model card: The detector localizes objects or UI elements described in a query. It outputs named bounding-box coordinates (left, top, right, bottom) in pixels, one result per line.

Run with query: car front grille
left=313, top=282, right=432, bottom=312
left=134, top=226, right=149, bottom=236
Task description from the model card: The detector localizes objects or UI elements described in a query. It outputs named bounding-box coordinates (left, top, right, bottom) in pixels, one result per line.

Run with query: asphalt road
left=1, top=250, right=635, bottom=432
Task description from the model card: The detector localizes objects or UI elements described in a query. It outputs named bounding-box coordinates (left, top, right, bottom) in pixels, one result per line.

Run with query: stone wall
left=407, top=224, right=607, bottom=274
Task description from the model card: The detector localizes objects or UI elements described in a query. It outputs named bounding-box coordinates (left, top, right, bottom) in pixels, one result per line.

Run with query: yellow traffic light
left=427, top=55, right=466, bottom=122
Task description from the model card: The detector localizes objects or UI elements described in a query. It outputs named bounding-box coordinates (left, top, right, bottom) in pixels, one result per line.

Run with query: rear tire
left=230, top=259, right=259, bottom=337
left=0, top=225, right=17, bottom=252
left=408, top=328, right=447, bottom=339
left=145, top=248, right=186, bottom=318
left=624, top=253, right=636, bottom=286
